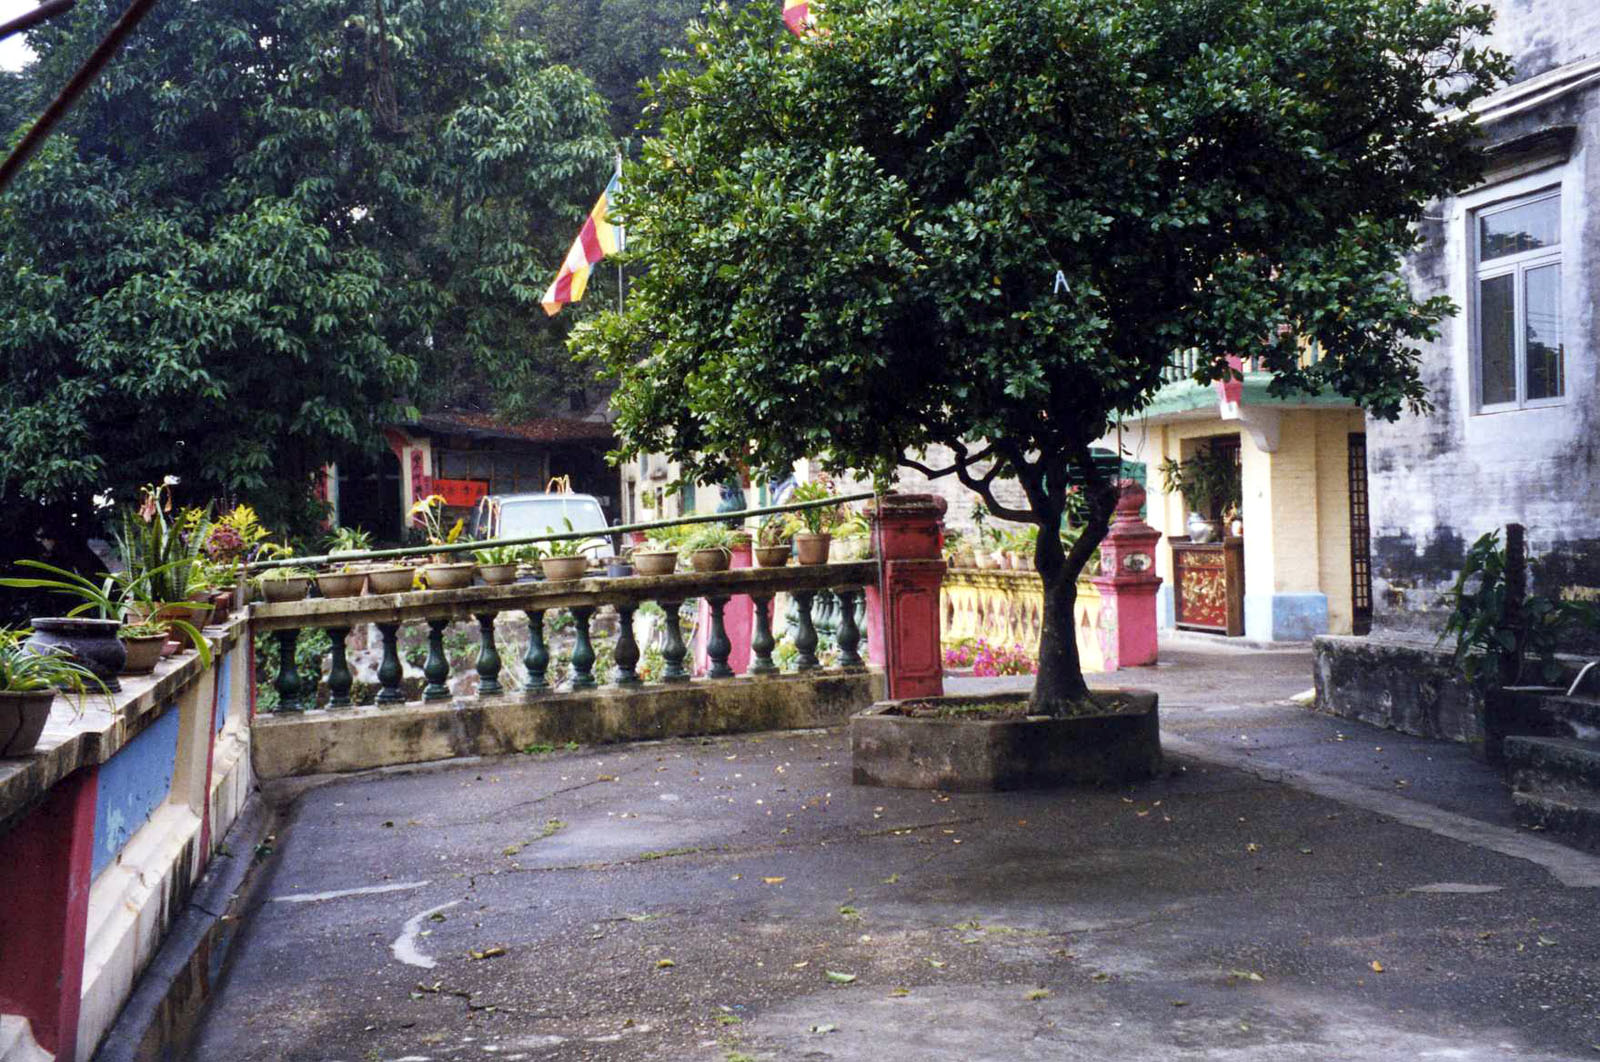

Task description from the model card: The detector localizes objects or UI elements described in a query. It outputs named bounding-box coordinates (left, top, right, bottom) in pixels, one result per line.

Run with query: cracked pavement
left=188, top=641, right=1600, bottom=1061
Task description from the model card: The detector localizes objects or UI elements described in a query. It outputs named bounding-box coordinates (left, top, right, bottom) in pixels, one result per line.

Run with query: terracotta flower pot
left=365, top=566, right=418, bottom=595
left=316, top=571, right=368, bottom=598
left=209, top=588, right=236, bottom=625
left=260, top=577, right=310, bottom=603
left=540, top=556, right=589, bottom=582
left=423, top=562, right=477, bottom=590
left=754, top=545, right=792, bottom=568
left=794, top=532, right=832, bottom=566
left=478, top=563, right=519, bottom=585
left=0, top=690, right=55, bottom=757
left=119, top=632, right=168, bottom=675
left=633, top=551, right=678, bottom=576
left=690, top=548, right=731, bottom=573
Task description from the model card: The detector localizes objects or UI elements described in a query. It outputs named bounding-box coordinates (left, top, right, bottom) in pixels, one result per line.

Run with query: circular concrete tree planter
left=850, top=690, right=1161, bottom=791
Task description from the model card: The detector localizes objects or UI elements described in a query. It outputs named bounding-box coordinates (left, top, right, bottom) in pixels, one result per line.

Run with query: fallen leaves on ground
left=825, top=971, right=857, bottom=984
left=468, top=946, right=507, bottom=961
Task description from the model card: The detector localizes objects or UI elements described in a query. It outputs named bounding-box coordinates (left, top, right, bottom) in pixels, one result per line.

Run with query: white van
left=467, top=493, right=615, bottom=559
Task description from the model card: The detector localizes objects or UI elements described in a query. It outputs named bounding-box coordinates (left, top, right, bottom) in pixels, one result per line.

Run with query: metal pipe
left=0, top=0, right=76, bottom=43
left=247, top=490, right=877, bottom=573
left=0, top=0, right=159, bottom=193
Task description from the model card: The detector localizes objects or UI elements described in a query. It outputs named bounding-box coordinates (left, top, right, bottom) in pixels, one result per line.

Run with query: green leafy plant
left=683, top=525, right=734, bottom=554
left=326, top=526, right=374, bottom=554
left=788, top=482, right=843, bottom=535
left=0, top=628, right=105, bottom=701
left=474, top=544, right=523, bottom=566
left=645, top=523, right=691, bottom=549
left=259, top=566, right=316, bottom=581
left=1441, top=531, right=1600, bottom=686
left=757, top=514, right=793, bottom=549
left=118, top=621, right=170, bottom=640
left=1159, top=449, right=1241, bottom=518
left=541, top=518, right=606, bottom=558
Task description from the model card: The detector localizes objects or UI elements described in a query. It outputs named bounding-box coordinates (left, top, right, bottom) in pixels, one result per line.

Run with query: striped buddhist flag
left=542, top=168, right=624, bottom=316
left=782, top=0, right=812, bottom=36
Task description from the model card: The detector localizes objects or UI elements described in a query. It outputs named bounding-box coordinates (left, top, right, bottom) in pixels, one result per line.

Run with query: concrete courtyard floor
left=188, top=639, right=1600, bottom=1061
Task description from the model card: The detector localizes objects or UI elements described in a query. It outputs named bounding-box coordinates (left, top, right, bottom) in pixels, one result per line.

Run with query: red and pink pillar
left=1090, top=480, right=1163, bottom=670
left=867, top=494, right=947, bottom=700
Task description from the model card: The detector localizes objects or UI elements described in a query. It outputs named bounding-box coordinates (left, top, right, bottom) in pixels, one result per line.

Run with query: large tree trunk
left=1026, top=481, right=1115, bottom=718
left=1031, top=560, right=1091, bottom=713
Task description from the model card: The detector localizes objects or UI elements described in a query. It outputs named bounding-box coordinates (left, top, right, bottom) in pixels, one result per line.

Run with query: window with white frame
left=1473, top=188, right=1563, bottom=411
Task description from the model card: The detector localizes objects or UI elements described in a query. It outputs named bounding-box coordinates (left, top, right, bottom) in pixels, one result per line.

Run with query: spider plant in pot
left=683, top=525, right=734, bottom=573
left=787, top=481, right=840, bottom=565
left=313, top=527, right=373, bottom=598
left=754, top=514, right=793, bottom=568
left=634, top=524, right=684, bottom=576
left=473, top=544, right=522, bottom=585
left=0, top=627, right=106, bottom=755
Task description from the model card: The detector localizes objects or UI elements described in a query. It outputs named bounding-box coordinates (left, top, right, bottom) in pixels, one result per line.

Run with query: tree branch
left=897, top=442, right=996, bottom=481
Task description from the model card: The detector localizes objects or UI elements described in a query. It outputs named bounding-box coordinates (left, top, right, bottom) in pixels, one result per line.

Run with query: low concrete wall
left=253, top=671, right=886, bottom=779
left=1312, top=635, right=1491, bottom=748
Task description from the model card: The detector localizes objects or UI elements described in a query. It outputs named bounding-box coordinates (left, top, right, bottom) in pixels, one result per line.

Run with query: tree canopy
left=574, top=0, right=1507, bottom=708
left=0, top=0, right=613, bottom=531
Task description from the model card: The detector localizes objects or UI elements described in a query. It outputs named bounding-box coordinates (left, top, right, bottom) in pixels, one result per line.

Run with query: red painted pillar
left=695, top=538, right=754, bottom=675
left=1089, top=480, right=1163, bottom=669
left=867, top=494, right=947, bottom=700
left=0, top=764, right=99, bottom=1058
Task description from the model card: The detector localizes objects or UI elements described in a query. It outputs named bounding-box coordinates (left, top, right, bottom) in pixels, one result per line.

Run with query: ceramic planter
left=423, top=562, right=477, bottom=590
left=0, top=690, right=55, bottom=757
left=365, top=566, right=417, bottom=595
left=315, top=571, right=368, bottom=598
left=633, top=551, right=678, bottom=576
left=794, top=532, right=832, bottom=566
left=690, top=548, right=731, bottom=573
left=754, top=545, right=792, bottom=568
left=119, top=633, right=168, bottom=675
left=260, top=577, right=310, bottom=603
left=478, top=563, right=519, bottom=585
left=26, top=617, right=125, bottom=693
left=604, top=560, right=636, bottom=578
left=540, top=556, right=589, bottom=582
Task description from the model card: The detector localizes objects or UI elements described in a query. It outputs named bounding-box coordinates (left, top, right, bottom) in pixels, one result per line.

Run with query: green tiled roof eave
left=1136, top=376, right=1357, bottom=421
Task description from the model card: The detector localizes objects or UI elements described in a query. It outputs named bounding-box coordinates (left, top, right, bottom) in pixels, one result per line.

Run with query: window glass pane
left=1479, top=195, right=1559, bottom=261
left=1478, top=274, right=1516, bottom=406
left=1525, top=263, right=1563, bottom=400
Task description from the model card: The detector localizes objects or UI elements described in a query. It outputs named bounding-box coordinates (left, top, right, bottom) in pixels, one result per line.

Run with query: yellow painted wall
left=1134, top=408, right=1365, bottom=636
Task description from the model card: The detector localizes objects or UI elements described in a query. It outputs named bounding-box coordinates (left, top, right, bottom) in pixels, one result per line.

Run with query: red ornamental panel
left=433, top=478, right=489, bottom=509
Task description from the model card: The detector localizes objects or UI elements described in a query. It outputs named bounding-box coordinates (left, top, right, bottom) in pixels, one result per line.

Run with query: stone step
left=1485, top=689, right=1600, bottom=763
left=1511, top=789, right=1600, bottom=854
left=1504, top=735, right=1600, bottom=793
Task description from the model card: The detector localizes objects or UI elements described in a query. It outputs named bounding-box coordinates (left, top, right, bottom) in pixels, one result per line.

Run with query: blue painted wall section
left=214, top=651, right=232, bottom=734
left=92, top=704, right=180, bottom=878
left=1244, top=592, right=1328, bottom=643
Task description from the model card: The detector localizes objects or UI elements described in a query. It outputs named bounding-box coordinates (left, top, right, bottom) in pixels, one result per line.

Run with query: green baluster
left=705, top=595, right=733, bottom=678
left=273, top=629, right=303, bottom=712
left=423, top=619, right=451, bottom=701
left=476, top=612, right=502, bottom=695
left=614, top=605, right=641, bottom=686
left=793, top=590, right=819, bottom=671
left=570, top=606, right=597, bottom=689
left=375, top=622, right=405, bottom=704
left=524, top=610, right=549, bottom=692
left=660, top=599, right=688, bottom=682
left=748, top=594, right=776, bottom=676
left=326, top=627, right=352, bottom=707
left=835, top=589, right=863, bottom=668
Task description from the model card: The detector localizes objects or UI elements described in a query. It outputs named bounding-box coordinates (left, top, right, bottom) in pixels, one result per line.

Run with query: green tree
left=0, top=0, right=612, bottom=533
left=574, top=0, right=1507, bottom=712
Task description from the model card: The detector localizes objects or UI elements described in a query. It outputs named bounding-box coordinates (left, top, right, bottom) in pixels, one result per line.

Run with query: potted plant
left=537, top=521, right=600, bottom=582
left=0, top=557, right=212, bottom=678
left=410, top=494, right=477, bottom=587
left=605, top=550, right=636, bottom=578
left=754, top=514, right=792, bottom=568
left=1159, top=449, right=1240, bottom=545
left=788, top=481, right=840, bottom=565
left=831, top=509, right=873, bottom=561
left=0, top=628, right=104, bottom=756
left=634, top=524, right=683, bottom=576
left=258, top=565, right=314, bottom=603
left=683, top=525, right=734, bottom=573
left=316, top=528, right=372, bottom=598
left=366, top=564, right=420, bottom=595
left=473, top=544, right=522, bottom=585
left=117, top=620, right=172, bottom=675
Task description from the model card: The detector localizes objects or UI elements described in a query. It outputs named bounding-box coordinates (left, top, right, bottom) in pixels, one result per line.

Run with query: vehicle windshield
left=499, top=498, right=612, bottom=555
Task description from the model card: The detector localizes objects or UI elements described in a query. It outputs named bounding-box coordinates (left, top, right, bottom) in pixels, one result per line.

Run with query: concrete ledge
left=850, top=690, right=1161, bottom=791
left=252, top=671, right=886, bottom=779
left=1312, top=635, right=1490, bottom=747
